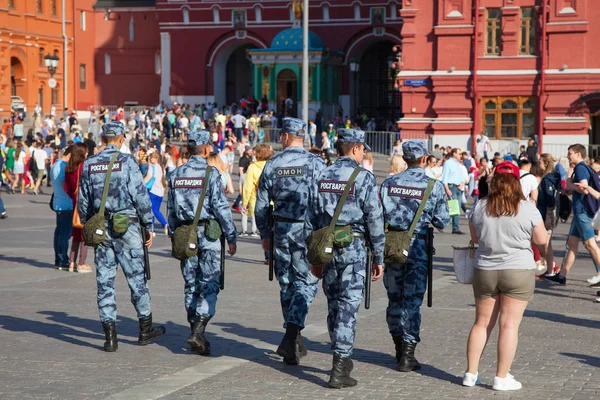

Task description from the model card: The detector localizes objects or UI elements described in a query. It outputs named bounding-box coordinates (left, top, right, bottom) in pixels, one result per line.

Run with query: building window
left=105, top=53, right=111, bottom=75
left=8, top=0, right=14, bottom=10
left=485, top=9, right=502, bottom=55
left=80, top=11, right=86, bottom=31
left=129, top=16, right=135, bottom=42
left=51, top=86, right=59, bottom=106
left=155, top=54, right=161, bottom=75
left=80, top=64, right=86, bottom=89
left=36, top=0, right=43, bottom=14
left=39, top=48, right=45, bottom=68
left=354, top=4, right=361, bottom=20
left=213, top=7, right=220, bottom=23
left=51, top=0, right=57, bottom=16
left=183, top=7, right=190, bottom=24
left=255, top=6, right=262, bottom=23
left=483, top=96, right=535, bottom=139
left=520, top=7, right=536, bottom=55
left=323, top=4, right=329, bottom=21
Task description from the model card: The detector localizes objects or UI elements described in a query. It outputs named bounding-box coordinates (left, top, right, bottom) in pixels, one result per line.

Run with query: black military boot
left=102, top=322, right=118, bottom=352
left=327, top=354, right=358, bottom=389
left=137, top=314, right=166, bottom=345
left=397, top=341, right=421, bottom=372
left=276, top=323, right=301, bottom=365
left=296, top=332, right=308, bottom=358
left=392, top=336, right=404, bottom=362
left=187, top=316, right=211, bottom=355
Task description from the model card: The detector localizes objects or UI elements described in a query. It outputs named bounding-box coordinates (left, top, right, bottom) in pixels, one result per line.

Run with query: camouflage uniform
left=167, top=130, right=237, bottom=355
left=255, top=118, right=326, bottom=364
left=379, top=140, right=450, bottom=371
left=78, top=121, right=164, bottom=352
left=306, top=129, right=385, bottom=388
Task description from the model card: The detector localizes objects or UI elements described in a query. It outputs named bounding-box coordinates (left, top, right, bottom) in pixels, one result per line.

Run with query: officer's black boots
left=276, top=323, right=303, bottom=365
left=327, top=354, right=358, bottom=389
left=102, top=322, right=118, bottom=352
left=187, top=316, right=211, bottom=355
left=137, top=314, right=166, bottom=345
left=397, top=341, right=421, bottom=372
left=392, top=336, right=404, bottom=362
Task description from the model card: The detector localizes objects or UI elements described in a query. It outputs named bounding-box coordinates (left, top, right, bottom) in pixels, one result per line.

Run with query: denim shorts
left=569, top=212, right=596, bottom=241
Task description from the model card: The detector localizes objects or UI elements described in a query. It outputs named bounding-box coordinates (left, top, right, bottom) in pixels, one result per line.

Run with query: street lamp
left=349, top=58, right=360, bottom=119
left=44, top=53, right=59, bottom=77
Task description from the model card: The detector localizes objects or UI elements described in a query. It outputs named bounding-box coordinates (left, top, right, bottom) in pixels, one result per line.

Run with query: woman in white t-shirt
left=32, top=142, right=48, bottom=195
left=12, top=142, right=28, bottom=194
left=144, top=152, right=168, bottom=235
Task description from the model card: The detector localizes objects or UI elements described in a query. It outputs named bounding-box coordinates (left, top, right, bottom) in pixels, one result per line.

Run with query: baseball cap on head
left=495, top=161, right=520, bottom=178
left=101, top=121, right=125, bottom=137
left=282, top=117, right=306, bottom=137
left=188, top=130, right=210, bottom=146
left=337, top=129, right=371, bottom=151
left=402, top=140, right=427, bottom=160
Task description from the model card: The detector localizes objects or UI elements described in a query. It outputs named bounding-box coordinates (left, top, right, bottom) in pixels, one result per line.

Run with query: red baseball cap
left=494, top=161, right=520, bottom=178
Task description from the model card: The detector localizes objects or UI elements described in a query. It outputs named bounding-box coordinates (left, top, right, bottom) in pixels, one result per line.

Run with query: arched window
left=213, top=8, right=220, bottom=23
left=129, top=16, right=135, bottom=41
left=390, top=3, right=397, bottom=20
left=354, top=4, right=360, bottom=20
left=483, top=96, right=535, bottom=139
left=323, top=4, right=330, bottom=21
left=104, top=53, right=111, bottom=75
left=255, top=6, right=262, bottom=23
left=183, top=7, right=190, bottom=24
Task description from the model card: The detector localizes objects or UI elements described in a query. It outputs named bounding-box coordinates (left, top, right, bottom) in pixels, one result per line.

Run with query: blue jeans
left=149, top=192, right=167, bottom=228
left=568, top=212, right=595, bottom=241
left=0, top=194, right=5, bottom=214
left=54, top=210, right=73, bottom=267
left=449, top=184, right=462, bottom=232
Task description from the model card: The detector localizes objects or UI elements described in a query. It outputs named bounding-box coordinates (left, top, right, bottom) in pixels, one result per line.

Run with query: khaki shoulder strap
left=98, top=152, right=120, bottom=216
left=329, top=166, right=362, bottom=228
left=406, top=178, right=435, bottom=237
left=191, top=166, right=213, bottom=229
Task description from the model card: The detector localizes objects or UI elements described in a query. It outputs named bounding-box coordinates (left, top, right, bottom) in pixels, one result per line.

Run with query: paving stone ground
left=0, top=157, right=598, bottom=400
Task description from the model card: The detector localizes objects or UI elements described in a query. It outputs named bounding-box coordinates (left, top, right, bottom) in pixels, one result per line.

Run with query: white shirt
left=519, top=169, right=538, bottom=200
left=33, top=148, right=48, bottom=169
left=479, top=135, right=490, bottom=151
left=179, top=117, right=189, bottom=129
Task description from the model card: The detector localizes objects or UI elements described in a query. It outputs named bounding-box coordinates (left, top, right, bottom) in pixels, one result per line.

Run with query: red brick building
left=84, top=1, right=599, bottom=153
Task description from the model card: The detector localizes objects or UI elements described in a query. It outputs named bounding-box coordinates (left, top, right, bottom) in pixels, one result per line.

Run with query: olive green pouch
left=333, top=225, right=354, bottom=248
left=307, top=167, right=361, bottom=265
left=384, top=179, right=435, bottom=264
left=205, top=219, right=222, bottom=242
left=171, top=167, right=213, bottom=260
left=83, top=152, right=120, bottom=248
left=112, top=213, right=130, bottom=234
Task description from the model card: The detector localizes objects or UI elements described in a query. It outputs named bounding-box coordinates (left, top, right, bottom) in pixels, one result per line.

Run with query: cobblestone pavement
left=0, top=158, right=598, bottom=400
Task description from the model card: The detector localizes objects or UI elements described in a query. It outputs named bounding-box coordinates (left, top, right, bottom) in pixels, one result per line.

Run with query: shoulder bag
left=306, top=167, right=362, bottom=266
left=384, top=178, right=435, bottom=265
left=171, top=166, right=213, bottom=260
left=82, top=152, right=120, bottom=247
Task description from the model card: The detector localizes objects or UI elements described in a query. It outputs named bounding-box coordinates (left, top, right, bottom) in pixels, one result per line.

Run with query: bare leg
left=561, top=235, right=580, bottom=276
left=583, top=238, right=600, bottom=277
left=496, top=294, right=528, bottom=378
left=466, top=296, right=500, bottom=374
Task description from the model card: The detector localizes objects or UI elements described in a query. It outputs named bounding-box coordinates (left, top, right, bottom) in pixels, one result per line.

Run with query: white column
left=160, top=32, right=171, bottom=103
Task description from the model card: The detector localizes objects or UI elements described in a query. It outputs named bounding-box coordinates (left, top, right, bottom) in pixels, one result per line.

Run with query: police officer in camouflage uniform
left=379, top=140, right=450, bottom=371
left=306, top=129, right=385, bottom=388
left=78, top=121, right=165, bottom=352
left=255, top=118, right=326, bottom=365
left=167, top=130, right=237, bottom=356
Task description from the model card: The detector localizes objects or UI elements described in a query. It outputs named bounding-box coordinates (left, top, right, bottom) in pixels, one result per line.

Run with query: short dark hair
left=336, top=141, right=361, bottom=156
left=518, top=159, right=531, bottom=168
left=568, top=143, right=586, bottom=158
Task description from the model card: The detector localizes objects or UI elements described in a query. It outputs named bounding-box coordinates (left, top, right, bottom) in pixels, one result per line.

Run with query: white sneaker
left=250, top=232, right=259, bottom=238
left=586, top=275, right=600, bottom=285
left=493, top=374, right=522, bottom=391
left=462, top=372, right=480, bottom=387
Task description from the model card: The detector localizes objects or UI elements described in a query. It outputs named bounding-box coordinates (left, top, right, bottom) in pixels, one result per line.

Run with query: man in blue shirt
left=440, top=148, right=466, bottom=234
left=547, top=144, right=600, bottom=285
left=51, top=148, right=74, bottom=270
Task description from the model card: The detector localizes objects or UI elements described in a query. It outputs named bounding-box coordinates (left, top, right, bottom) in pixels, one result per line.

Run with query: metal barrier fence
left=365, top=131, right=432, bottom=156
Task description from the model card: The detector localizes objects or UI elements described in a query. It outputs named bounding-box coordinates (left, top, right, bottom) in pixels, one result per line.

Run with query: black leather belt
left=273, top=216, right=303, bottom=223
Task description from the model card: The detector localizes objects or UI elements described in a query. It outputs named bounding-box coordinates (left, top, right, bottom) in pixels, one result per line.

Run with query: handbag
left=306, top=167, right=362, bottom=266
left=448, top=199, right=461, bottom=217
left=384, top=179, right=435, bottom=264
left=452, top=244, right=476, bottom=284
left=145, top=165, right=156, bottom=190
left=171, top=166, right=213, bottom=260
left=72, top=168, right=83, bottom=229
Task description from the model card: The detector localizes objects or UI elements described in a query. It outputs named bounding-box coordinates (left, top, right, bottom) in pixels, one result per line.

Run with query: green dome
left=270, top=28, right=325, bottom=51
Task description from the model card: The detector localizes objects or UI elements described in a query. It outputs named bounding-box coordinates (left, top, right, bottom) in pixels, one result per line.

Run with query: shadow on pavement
left=0, top=254, right=54, bottom=269
left=415, top=364, right=462, bottom=386
left=560, top=352, right=600, bottom=368
left=524, top=309, right=600, bottom=329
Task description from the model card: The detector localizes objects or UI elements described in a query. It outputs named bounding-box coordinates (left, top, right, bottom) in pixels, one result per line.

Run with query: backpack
left=580, top=165, right=600, bottom=215
left=28, top=150, right=39, bottom=176
left=558, top=193, right=572, bottom=223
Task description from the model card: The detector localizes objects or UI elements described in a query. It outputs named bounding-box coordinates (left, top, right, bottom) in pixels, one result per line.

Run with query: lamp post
left=44, top=53, right=59, bottom=77
left=349, top=58, right=360, bottom=120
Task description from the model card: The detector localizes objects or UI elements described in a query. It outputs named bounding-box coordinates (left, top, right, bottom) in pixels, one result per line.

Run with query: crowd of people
left=1, top=101, right=599, bottom=392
